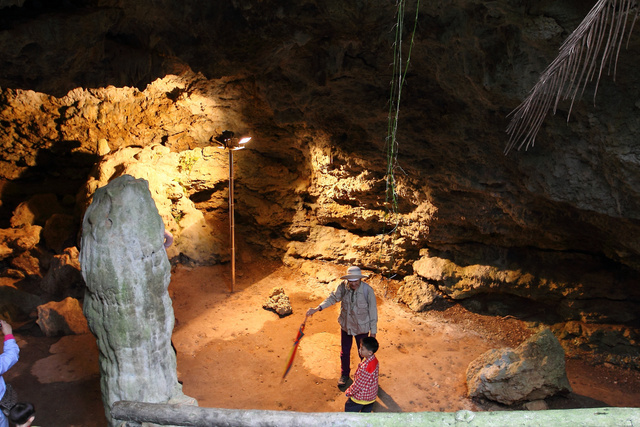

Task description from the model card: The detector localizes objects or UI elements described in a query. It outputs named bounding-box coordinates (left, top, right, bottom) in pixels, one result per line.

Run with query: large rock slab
left=466, top=328, right=572, bottom=405
left=40, top=246, right=84, bottom=298
left=36, top=297, right=90, bottom=336
left=397, top=275, right=439, bottom=312
left=413, top=249, right=640, bottom=324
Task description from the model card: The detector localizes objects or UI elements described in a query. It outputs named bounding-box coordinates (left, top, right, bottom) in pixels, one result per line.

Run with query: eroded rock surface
left=79, top=174, right=195, bottom=425
left=262, top=287, right=293, bottom=317
left=466, top=328, right=572, bottom=405
left=35, top=296, right=89, bottom=337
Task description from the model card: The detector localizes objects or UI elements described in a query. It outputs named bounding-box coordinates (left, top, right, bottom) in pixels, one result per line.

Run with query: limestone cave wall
left=0, top=0, right=639, bottom=351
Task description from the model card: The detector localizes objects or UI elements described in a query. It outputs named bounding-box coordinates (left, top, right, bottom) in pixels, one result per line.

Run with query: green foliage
left=178, top=152, right=199, bottom=174
left=173, top=177, right=188, bottom=194
left=380, top=0, right=420, bottom=263
left=172, top=211, right=184, bottom=224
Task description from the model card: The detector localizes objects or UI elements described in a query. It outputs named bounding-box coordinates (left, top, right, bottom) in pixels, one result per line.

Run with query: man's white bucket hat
left=340, top=266, right=369, bottom=280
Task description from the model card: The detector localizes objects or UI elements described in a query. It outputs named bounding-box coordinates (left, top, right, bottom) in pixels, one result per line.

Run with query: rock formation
left=79, top=174, right=194, bottom=425
left=397, top=275, right=440, bottom=312
left=35, top=297, right=89, bottom=337
left=0, top=0, right=638, bottom=368
left=263, top=287, right=293, bottom=317
left=466, top=328, right=572, bottom=405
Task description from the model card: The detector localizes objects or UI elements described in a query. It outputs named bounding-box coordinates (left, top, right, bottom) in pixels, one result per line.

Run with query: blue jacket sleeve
left=0, top=338, right=19, bottom=375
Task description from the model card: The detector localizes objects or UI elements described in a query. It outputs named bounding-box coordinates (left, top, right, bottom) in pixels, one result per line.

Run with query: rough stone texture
left=79, top=174, right=195, bottom=425
left=10, top=251, right=41, bottom=278
left=552, top=321, right=640, bottom=370
left=35, top=297, right=90, bottom=337
left=77, top=143, right=230, bottom=265
left=262, top=287, right=293, bottom=317
left=39, top=247, right=84, bottom=299
left=466, top=328, right=572, bottom=405
left=412, top=248, right=640, bottom=324
left=42, top=213, right=77, bottom=254
left=0, top=225, right=41, bottom=254
left=397, top=275, right=440, bottom=312
left=10, top=194, right=63, bottom=228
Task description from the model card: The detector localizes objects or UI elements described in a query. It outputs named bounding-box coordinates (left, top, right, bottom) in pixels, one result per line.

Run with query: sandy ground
left=5, top=258, right=640, bottom=426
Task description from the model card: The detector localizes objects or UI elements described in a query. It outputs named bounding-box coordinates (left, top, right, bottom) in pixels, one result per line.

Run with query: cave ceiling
left=0, top=0, right=639, bottom=283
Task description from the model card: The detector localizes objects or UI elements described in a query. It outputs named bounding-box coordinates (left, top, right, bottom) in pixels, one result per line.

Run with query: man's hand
left=306, top=307, right=320, bottom=316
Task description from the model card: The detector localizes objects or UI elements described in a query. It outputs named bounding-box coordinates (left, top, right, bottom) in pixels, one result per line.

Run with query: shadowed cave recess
left=0, top=0, right=639, bottom=424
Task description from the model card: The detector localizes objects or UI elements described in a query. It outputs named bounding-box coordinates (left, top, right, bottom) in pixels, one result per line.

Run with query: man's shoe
left=338, top=375, right=349, bottom=386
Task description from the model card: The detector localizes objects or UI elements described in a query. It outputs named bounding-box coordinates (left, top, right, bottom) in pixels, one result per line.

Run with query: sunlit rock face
left=0, top=1, right=639, bottom=337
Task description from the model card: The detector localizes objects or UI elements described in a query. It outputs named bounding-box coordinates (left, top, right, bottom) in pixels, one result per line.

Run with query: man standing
left=307, top=266, right=378, bottom=387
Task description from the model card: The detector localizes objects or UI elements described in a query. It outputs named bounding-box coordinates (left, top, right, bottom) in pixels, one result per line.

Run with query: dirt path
left=5, top=259, right=640, bottom=426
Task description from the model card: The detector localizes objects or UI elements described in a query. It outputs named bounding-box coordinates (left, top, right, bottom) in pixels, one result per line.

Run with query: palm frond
left=505, top=0, right=639, bottom=154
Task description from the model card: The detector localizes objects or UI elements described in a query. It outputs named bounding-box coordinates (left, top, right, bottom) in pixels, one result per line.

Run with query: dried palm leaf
left=505, top=0, right=639, bottom=153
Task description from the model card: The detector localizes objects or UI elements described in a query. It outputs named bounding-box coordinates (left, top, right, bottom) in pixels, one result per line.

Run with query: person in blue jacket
left=0, top=319, right=19, bottom=427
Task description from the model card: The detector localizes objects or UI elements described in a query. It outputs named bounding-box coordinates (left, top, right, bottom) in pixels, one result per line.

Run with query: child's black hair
left=362, top=336, right=379, bottom=353
left=9, top=402, right=35, bottom=424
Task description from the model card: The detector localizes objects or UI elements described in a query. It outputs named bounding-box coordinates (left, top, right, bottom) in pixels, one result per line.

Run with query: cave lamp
left=213, top=130, right=251, bottom=292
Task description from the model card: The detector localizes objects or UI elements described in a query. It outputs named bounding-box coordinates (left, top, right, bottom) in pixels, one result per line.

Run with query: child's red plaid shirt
left=345, top=354, right=379, bottom=403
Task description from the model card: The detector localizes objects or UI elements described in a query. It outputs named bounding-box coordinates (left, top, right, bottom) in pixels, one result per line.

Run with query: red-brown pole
left=228, top=148, right=235, bottom=293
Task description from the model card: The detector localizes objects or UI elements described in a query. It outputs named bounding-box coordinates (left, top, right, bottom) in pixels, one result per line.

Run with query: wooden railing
left=111, top=401, right=640, bottom=426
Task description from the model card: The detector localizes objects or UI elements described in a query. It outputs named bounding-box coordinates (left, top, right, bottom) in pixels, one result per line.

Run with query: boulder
left=0, top=284, right=44, bottom=321
left=263, top=287, right=293, bottom=317
left=397, top=275, right=439, bottom=312
left=10, top=251, right=41, bottom=278
left=466, top=328, right=572, bottom=405
left=524, top=400, right=548, bottom=411
left=13, top=225, right=42, bottom=252
left=40, top=247, right=84, bottom=298
left=0, top=225, right=43, bottom=252
left=42, top=213, right=77, bottom=253
left=10, top=194, right=63, bottom=228
left=36, top=297, right=90, bottom=336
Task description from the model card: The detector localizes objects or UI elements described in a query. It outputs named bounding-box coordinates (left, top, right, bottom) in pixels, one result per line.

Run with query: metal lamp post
left=214, top=131, right=251, bottom=292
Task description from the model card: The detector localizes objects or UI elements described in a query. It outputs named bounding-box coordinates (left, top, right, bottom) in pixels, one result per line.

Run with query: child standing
left=344, top=336, right=379, bottom=412
left=0, top=319, right=19, bottom=427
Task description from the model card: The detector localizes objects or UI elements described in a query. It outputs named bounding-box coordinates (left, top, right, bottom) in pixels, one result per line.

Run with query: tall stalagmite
left=79, top=174, right=195, bottom=425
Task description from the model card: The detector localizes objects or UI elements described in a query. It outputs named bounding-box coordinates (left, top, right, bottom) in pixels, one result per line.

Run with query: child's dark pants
left=345, top=398, right=374, bottom=412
